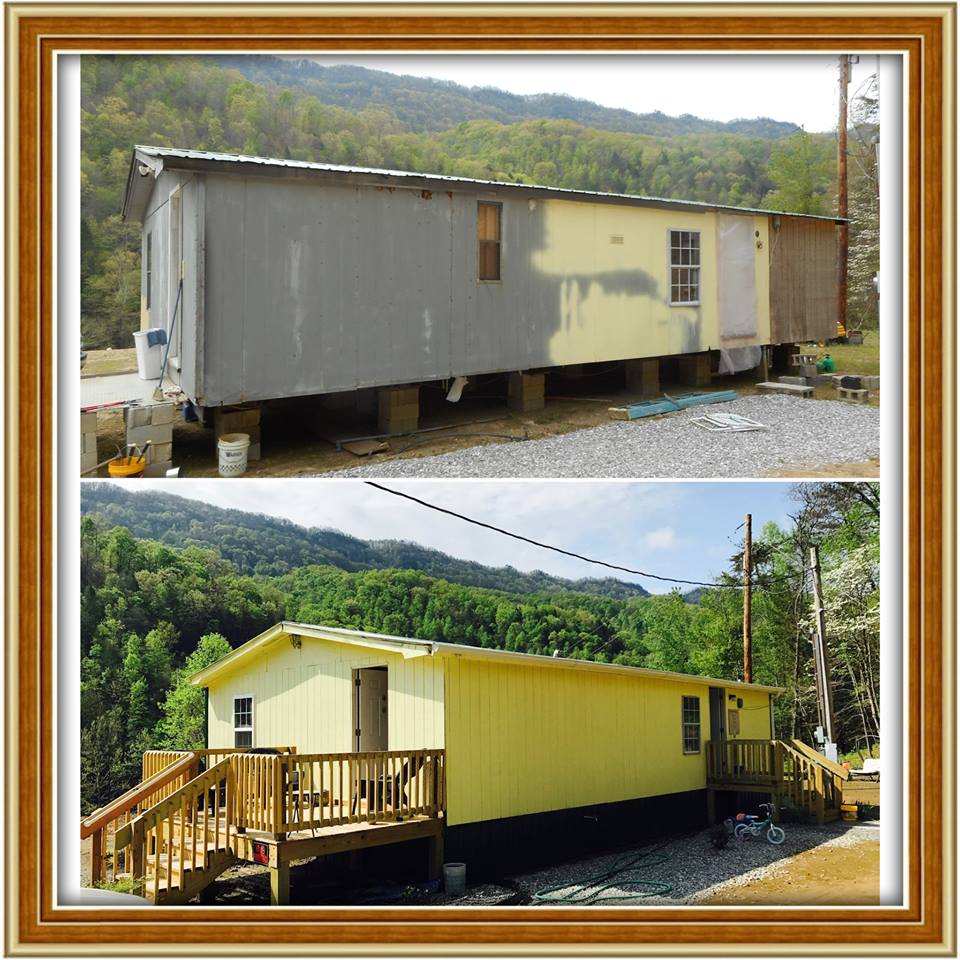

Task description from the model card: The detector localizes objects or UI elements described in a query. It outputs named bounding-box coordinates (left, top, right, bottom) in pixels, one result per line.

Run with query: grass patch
left=82, top=348, right=138, bottom=378
left=840, top=742, right=880, bottom=770
left=96, top=876, right=142, bottom=895
left=799, top=332, right=880, bottom=376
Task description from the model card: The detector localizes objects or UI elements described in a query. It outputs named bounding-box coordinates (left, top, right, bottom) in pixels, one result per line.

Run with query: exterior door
left=354, top=667, right=388, bottom=752
left=709, top=686, right=726, bottom=774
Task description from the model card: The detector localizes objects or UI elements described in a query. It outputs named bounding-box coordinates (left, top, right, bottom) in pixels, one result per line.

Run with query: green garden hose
left=530, top=846, right=673, bottom=905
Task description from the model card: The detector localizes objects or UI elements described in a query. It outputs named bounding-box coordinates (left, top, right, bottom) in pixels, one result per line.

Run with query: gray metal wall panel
left=177, top=177, right=200, bottom=397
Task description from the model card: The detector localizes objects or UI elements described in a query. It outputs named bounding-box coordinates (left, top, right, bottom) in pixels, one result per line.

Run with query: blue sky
left=118, top=480, right=801, bottom=594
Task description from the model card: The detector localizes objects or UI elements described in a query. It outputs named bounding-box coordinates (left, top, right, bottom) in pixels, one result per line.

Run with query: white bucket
left=218, top=433, right=251, bottom=477
left=132, top=330, right=164, bottom=380
left=442, top=862, right=466, bottom=897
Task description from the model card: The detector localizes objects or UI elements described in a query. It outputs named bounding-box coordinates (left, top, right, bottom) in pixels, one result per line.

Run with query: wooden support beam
left=269, top=863, right=290, bottom=906
left=90, top=830, right=103, bottom=885
left=427, top=831, right=445, bottom=881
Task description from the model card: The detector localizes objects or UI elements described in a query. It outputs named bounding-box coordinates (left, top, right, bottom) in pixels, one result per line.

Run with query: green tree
left=155, top=633, right=233, bottom=749
left=762, top=130, right=835, bottom=215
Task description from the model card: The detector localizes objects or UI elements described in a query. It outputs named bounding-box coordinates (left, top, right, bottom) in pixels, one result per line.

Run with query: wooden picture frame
left=5, top=4, right=955, bottom=954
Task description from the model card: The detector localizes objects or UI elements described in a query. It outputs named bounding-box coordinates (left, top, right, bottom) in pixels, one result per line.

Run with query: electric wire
left=363, top=482, right=803, bottom=590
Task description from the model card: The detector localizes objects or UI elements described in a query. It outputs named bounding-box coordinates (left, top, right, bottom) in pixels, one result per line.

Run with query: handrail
left=81, top=752, right=198, bottom=839
left=121, top=756, right=236, bottom=901
left=789, top=738, right=849, bottom=780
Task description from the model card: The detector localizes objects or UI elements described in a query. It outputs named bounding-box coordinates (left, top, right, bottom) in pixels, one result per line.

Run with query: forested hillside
left=80, top=483, right=649, bottom=598
left=80, top=483, right=879, bottom=812
left=80, top=54, right=856, bottom=348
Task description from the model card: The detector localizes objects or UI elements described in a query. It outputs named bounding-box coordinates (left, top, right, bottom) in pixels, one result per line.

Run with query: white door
left=355, top=668, right=389, bottom=751
left=717, top=214, right=758, bottom=339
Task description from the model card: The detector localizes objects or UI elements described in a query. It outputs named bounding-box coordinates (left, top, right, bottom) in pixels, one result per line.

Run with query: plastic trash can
left=132, top=330, right=163, bottom=380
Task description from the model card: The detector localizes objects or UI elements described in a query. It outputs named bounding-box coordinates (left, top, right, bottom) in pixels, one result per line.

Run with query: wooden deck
left=706, top=738, right=848, bottom=825
left=81, top=746, right=446, bottom=905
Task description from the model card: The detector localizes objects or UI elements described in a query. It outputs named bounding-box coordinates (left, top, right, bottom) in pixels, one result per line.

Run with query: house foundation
left=625, top=358, right=660, bottom=398
left=678, top=353, right=712, bottom=388
left=507, top=371, right=545, bottom=413
left=81, top=410, right=98, bottom=476
left=377, top=385, right=420, bottom=435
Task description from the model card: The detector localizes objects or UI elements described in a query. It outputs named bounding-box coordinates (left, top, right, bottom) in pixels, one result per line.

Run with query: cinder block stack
left=81, top=410, right=98, bottom=476
left=125, top=402, right=174, bottom=475
left=214, top=405, right=261, bottom=460
left=508, top=372, right=545, bottom=413
left=377, top=386, right=420, bottom=434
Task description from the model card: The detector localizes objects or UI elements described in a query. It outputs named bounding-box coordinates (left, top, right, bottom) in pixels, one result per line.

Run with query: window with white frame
left=681, top=695, right=701, bottom=754
left=233, top=695, right=253, bottom=748
left=669, top=230, right=700, bottom=304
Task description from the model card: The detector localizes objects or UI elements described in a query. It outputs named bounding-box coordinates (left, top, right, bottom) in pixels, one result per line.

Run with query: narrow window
left=145, top=232, right=153, bottom=310
left=669, top=230, right=700, bottom=305
left=478, top=201, right=502, bottom=281
left=682, top=695, right=701, bottom=754
left=233, top=695, right=253, bottom=748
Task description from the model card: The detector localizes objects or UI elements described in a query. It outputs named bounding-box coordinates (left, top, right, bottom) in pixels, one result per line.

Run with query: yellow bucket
left=840, top=802, right=858, bottom=822
left=108, top=455, right=146, bottom=478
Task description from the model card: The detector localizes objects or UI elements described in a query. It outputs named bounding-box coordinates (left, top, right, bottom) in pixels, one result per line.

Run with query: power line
left=363, top=481, right=799, bottom=590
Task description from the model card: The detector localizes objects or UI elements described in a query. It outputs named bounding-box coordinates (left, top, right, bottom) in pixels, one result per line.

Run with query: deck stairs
left=706, top=738, right=850, bottom=824
left=83, top=750, right=244, bottom=904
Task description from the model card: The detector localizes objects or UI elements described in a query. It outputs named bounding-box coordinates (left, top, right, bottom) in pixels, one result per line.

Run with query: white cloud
left=641, top=526, right=676, bottom=550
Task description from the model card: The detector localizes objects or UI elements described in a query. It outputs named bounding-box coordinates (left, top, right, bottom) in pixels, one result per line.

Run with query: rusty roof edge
left=130, top=145, right=848, bottom=225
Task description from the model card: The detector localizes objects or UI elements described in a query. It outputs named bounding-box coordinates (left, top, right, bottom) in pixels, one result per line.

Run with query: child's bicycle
left=729, top=803, right=785, bottom=845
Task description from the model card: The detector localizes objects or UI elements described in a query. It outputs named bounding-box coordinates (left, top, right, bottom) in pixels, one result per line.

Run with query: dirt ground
left=85, top=358, right=880, bottom=480
left=698, top=833, right=880, bottom=905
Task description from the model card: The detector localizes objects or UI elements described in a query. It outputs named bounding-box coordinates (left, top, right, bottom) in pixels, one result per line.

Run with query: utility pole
left=837, top=54, right=851, bottom=337
left=809, top=546, right=836, bottom=754
left=742, top=514, right=752, bottom=684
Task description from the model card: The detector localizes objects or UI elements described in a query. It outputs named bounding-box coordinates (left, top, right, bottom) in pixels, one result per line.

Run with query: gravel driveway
left=508, top=820, right=880, bottom=906
left=325, top=395, right=880, bottom=478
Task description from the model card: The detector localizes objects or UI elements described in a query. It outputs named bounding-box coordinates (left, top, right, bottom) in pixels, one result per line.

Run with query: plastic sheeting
left=717, top=215, right=758, bottom=339
left=717, top=345, right=763, bottom=375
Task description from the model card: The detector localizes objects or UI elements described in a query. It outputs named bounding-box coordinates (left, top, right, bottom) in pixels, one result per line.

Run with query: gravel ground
left=507, top=820, right=880, bottom=906
left=325, top=396, right=880, bottom=478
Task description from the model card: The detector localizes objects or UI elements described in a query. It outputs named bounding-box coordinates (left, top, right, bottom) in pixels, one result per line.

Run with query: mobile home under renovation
left=123, top=146, right=842, bottom=418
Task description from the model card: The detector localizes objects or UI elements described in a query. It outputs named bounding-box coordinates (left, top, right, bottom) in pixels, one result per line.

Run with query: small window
left=145, top=232, right=153, bottom=310
left=669, top=230, right=700, bottom=305
left=233, top=695, right=253, bottom=748
left=682, top=696, right=701, bottom=754
left=478, top=201, right=502, bottom=281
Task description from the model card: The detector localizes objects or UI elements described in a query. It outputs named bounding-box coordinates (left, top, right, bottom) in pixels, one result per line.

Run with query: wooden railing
left=232, top=748, right=445, bottom=836
left=82, top=751, right=198, bottom=885
left=118, top=756, right=236, bottom=902
left=706, top=738, right=847, bottom=824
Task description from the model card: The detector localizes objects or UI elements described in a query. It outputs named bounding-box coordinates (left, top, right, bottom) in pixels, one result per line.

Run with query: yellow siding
left=730, top=687, right=774, bottom=740
left=205, top=636, right=444, bottom=753
left=442, top=656, right=715, bottom=827
left=533, top=201, right=770, bottom=366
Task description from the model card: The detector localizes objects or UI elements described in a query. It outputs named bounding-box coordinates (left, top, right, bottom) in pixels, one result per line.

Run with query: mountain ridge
left=80, top=483, right=652, bottom=600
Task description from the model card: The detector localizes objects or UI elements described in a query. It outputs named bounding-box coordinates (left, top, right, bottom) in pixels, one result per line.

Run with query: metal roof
left=124, top=144, right=846, bottom=224
left=189, top=621, right=785, bottom=694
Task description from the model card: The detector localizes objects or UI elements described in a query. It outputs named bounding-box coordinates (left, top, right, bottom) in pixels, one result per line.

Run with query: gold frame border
left=4, top=3, right=955, bottom=955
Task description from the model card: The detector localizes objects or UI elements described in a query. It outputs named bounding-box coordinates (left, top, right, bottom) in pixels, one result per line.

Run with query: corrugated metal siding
left=205, top=636, right=444, bottom=753
left=193, top=173, right=776, bottom=406
left=769, top=216, right=839, bottom=343
left=441, top=656, right=722, bottom=827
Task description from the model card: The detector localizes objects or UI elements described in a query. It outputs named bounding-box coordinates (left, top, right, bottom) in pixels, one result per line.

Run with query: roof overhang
left=189, top=621, right=784, bottom=695
left=189, top=621, right=433, bottom=687
left=122, top=148, right=164, bottom=222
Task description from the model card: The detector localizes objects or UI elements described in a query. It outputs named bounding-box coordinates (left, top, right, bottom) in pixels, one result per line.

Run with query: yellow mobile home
left=83, top=621, right=851, bottom=904
left=192, top=623, right=780, bottom=876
